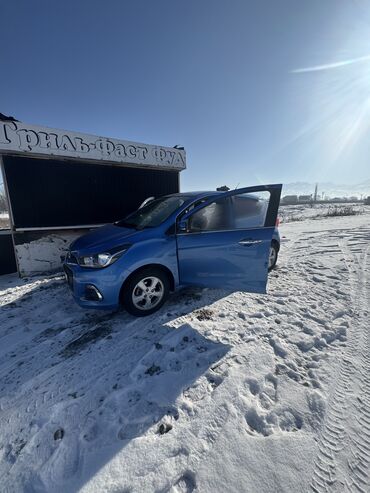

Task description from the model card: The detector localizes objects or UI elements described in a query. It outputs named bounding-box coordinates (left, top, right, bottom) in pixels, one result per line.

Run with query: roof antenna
left=235, top=182, right=240, bottom=189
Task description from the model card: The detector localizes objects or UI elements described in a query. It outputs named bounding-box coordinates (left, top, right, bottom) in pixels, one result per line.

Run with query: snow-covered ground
left=279, top=202, right=366, bottom=223
left=0, top=211, right=10, bottom=229
left=0, top=208, right=369, bottom=493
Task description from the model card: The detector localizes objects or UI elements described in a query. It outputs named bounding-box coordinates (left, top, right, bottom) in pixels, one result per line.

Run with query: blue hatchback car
left=63, top=184, right=281, bottom=316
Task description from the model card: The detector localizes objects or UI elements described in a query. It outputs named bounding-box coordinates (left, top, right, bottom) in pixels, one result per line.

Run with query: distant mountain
left=282, top=180, right=370, bottom=199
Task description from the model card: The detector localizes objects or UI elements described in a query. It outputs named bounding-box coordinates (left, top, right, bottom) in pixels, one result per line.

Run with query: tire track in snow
left=310, top=228, right=370, bottom=492
left=343, top=231, right=370, bottom=493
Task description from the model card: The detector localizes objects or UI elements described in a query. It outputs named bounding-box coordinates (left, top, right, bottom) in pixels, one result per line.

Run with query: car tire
left=268, top=241, right=279, bottom=271
left=121, top=267, right=170, bottom=317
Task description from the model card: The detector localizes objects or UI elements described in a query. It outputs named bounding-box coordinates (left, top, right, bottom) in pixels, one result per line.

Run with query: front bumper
left=63, top=263, right=123, bottom=310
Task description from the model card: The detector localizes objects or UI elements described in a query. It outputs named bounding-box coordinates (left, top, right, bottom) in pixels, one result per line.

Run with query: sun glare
left=288, top=45, right=370, bottom=178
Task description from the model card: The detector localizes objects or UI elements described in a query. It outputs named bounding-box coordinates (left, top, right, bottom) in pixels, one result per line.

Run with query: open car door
left=176, top=184, right=282, bottom=293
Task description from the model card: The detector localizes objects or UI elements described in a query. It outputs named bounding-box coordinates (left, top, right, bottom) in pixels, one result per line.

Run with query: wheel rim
left=132, top=276, right=164, bottom=311
left=269, top=246, right=277, bottom=268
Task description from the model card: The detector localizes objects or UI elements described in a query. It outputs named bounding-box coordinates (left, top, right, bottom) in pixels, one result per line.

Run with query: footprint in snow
left=245, top=406, right=303, bottom=436
left=170, top=471, right=197, bottom=493
left=245, top=378, right=260, bottom=396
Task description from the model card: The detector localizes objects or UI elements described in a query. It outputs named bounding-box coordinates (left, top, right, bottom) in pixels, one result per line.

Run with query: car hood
left=70, top=224, right=145, bottom=254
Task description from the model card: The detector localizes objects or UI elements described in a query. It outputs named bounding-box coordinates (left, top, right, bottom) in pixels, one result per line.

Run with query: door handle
left=238, top=239, right=262, bottom=246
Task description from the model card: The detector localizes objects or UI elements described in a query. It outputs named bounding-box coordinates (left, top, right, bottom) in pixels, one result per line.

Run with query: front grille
left=63, top=265, right=74, bottom=291
left=70, top=252, right=78, bottom=264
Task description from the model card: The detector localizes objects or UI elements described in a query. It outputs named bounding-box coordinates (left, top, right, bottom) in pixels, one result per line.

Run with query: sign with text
left=0, top=120, right=186, bottom=170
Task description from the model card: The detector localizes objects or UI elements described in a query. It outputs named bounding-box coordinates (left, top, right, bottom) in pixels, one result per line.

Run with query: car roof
left=166, top=190, right=262, bottom=202
left=167, top=191, right=224, bottom=200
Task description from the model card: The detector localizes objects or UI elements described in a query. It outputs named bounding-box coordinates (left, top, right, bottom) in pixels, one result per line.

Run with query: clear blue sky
left=1, top=0, right=370, bottom=189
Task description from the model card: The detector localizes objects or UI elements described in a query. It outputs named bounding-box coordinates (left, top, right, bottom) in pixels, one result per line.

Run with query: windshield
left=115, top=196, right=185, bottom=229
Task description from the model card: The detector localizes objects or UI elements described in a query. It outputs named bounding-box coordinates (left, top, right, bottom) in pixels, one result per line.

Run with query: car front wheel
left=121, top=267, right=170, bottom=317
left=268, top=242, right=279, bottom=271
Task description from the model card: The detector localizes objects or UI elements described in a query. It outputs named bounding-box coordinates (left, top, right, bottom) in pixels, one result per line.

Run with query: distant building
left=349, top=196, right=358, bottom=201
left=281, top=195, right=298, bottom=204
left=298, top=194, right=312, bottom=202
left=365, top=196, right=370, bottom=205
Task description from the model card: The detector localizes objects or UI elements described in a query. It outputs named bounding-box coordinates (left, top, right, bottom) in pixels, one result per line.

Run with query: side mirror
left=178, top=219, right=188, bottom=232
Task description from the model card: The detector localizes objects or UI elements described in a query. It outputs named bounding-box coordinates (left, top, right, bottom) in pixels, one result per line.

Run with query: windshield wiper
left=115, top=221, right=138, bottom=229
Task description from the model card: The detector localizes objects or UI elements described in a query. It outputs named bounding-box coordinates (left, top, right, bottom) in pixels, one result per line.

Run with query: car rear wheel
left=268, top=242, right=279, bottom=271
left=121, top=267, right=170, bottom=317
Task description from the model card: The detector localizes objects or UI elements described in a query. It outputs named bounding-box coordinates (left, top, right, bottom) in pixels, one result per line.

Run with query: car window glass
left=188, top=197, right=231, bottom=232
left=178, top=199, right=206, bottom=218
left=231, top=191, right=270, bottom=229
left=116, top=196, right=185, bottom=229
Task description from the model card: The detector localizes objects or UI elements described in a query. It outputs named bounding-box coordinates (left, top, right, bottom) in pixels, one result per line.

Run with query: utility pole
left=314, top=183, right=318, bottom=202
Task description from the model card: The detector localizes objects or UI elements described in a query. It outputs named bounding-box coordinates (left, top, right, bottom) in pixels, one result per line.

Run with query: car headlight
left=78, top=246, right=129, bottom=268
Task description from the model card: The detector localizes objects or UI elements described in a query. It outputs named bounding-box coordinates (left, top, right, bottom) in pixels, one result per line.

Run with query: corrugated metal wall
left=0, top=231, right=17, bottom=275
left=3, top=155, right=180, bottom=229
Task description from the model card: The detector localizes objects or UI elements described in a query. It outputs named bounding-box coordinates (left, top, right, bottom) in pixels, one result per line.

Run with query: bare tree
left=0, top=191, right=8, bottom=213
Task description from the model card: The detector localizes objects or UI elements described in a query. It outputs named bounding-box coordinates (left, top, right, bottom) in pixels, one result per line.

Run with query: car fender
left=116, top=236, right=179, bottom=288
